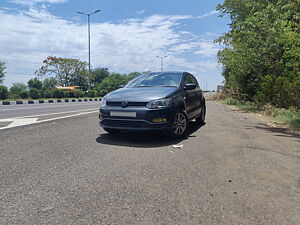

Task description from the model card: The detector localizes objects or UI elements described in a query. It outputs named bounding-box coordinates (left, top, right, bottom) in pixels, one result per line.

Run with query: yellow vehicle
left=55, top=86, right=80, bottom=91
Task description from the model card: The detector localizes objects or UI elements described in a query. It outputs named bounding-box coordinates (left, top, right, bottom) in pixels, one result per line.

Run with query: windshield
left=125, top=72, right=182, bottom=88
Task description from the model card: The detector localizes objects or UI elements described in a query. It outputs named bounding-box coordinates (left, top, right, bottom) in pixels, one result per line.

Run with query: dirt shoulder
left=219, top=101, right=300, bottom=136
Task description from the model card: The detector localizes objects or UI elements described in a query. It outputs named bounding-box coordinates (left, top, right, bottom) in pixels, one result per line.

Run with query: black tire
left=103, top=128, right=121, bottom=134
left=165, top=109, right=188, bottom=138
left=196, top=101, right=206, bottom=125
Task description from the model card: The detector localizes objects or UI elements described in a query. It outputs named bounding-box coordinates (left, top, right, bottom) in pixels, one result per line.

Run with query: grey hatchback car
left=99, top=72, right=206, bottom=138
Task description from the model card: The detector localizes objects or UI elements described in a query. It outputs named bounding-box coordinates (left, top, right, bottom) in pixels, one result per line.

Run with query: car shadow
left=96, top=122, right=206, bottom=148
left=247, top=123, right=300, bottom=142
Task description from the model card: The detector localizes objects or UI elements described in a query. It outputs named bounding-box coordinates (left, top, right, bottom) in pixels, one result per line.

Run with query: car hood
left=105, top=87, right=178, bottom=102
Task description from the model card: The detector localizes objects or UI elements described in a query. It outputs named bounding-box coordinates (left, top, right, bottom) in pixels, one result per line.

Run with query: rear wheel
left=165, top=109, right=188, bottom=138
left=196, top=102, right=206, bottom=125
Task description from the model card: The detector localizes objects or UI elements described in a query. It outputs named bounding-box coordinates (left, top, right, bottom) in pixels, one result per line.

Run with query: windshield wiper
left=138, top=85, right=152, bottom=87
left=162, top=85, right=177, bottom=87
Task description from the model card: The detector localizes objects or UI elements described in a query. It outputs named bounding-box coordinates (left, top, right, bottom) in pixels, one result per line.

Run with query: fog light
left=152, top=118, right=167, bottom=123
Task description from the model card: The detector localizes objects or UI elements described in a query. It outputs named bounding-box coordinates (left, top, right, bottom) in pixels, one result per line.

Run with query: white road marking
left=0, top=110, right=98, bottom=130
left=13, top=108, right=98, bottom=119
left=0, top=118, right=38, bottom=128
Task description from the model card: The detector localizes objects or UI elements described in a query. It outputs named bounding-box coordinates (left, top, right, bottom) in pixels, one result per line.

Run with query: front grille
left=106, top=101, right=147, bottom=107
left=102, top=119, right=145, bottom=128
left=101, top=119, right=168, bottom=129
left=107, top=101, right=122, bottom=106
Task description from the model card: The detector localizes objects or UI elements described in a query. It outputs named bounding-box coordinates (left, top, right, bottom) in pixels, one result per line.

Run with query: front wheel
left=165, top=110, right=188, bottom=138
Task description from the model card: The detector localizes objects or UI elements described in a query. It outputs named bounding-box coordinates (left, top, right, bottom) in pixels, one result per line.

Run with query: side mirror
left=184, top=83, right=196, bottom=90
left=118, top=85, right=125, bottom=88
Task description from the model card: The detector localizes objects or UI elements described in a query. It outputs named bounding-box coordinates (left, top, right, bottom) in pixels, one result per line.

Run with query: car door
left=182, top=73, right=197, bottom=118
left=189, top=74, right=202, bottom=116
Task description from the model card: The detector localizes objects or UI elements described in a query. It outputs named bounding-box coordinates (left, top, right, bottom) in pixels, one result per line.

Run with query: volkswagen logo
left=121, top=101, right=128, bottom=108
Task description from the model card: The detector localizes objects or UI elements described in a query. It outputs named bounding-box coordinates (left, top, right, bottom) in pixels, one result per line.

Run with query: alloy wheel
left=173, top=112, right=187, bottom=135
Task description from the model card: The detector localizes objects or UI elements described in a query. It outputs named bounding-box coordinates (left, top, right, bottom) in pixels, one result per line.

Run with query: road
left=0, top=101, right=100, bottom=119
left=0, top=101, right=299, bottom=224
left=0, top=102, right=100, bottom=130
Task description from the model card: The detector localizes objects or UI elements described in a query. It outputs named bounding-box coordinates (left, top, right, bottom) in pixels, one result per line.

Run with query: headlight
left=100, top=98, right=106, bottom=108
left=146, top=98, right=172, bottom=109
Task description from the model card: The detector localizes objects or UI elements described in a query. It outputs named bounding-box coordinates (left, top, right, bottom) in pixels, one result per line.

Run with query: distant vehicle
left=99, top=72, right=206, bottom=138
left=55, top=86, right=80, bottom=91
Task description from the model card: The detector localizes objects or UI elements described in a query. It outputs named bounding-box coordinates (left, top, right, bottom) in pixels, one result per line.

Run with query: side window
left=183, top=74, right=199, bottom=87
left=183, top=74, right=194, bottom=86
left=190, top=75, right=199, bottom=88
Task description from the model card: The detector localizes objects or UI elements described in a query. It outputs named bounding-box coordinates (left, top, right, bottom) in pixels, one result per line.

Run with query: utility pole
left=77, top=9, right=101, bottom=91
left=156, top=56, right=168, bottom=72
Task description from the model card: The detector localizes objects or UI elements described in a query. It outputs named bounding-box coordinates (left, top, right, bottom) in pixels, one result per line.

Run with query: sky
left=0, top=0, right=230, bottom=90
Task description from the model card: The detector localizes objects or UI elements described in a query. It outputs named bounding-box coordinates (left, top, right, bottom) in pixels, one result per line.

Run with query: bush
left=52, top=89, right=65, bottom=98
left=19, top=90, right=28, bottom=99
left=87, top=90, right=98, bottom=97
left=8, top=94, right=19, bottom=99
left=64, top=91, right=69, bottom=98
left=29, top=88, right=40, bottom=99
left=28, top=77, right=43, bottom=90
left=73, top=89, right=84, bottom=98
left=87, top=91, right=94, bottom=97
left=0, top=85, right=8, bottom=99
left=95, top=73, right=132, bottom=95
left=83, top=91, right=89, bottom=97
left=43, top=89, right=53, bottom=98
left=91, top=90, right=99, bottom=97
left=98, top=90, right=108, bottom=97
left=10, top=82, right=28, bottom=97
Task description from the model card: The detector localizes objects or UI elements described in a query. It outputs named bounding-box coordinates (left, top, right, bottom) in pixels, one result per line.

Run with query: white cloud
left=195, top=42, right=219, bottom=57
left=0, top=7, right=222, bottom=89
left=9, top=0, right=68, bottom=6
left=197, top=10, right=218, bottom=18
left=137, top=10, right=145, bottom=15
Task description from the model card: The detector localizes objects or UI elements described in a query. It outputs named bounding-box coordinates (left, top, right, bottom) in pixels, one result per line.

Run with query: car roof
left=146, top=71, right=186, bottom=75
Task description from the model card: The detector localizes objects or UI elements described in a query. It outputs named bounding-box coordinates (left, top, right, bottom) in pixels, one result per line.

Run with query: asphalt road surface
left=0, top=102, right=100, bottom=130
left=0, top=101, right=100, bottom=119
left=0, top=101, right=299, bottom=225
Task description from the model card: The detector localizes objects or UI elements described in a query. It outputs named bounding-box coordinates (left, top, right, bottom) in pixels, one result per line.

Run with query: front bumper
left=99, top=106, right=174, bottom=131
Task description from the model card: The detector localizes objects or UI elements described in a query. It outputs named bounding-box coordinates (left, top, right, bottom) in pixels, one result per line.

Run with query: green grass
left=220, top=99, right=262, bottom=112
left=220, top=98, right=300, bottom=132
left=265, top=107, right=300, bottom=131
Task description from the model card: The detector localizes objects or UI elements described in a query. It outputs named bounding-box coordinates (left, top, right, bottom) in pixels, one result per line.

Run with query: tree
left=127, top=72, right=141, bottom=80
left=73, top=89, right=84, bottom=98
left=19, top=91, right=28, bottom=99
left=0, top=61, right=5, bottom=85
left=0, top=61, right=6, bottom=84
left=215, top=0, right=300, bottom=108
left=29, top=88, right=40, bottom=99
left=43, top=78, right=58, bottom=89
left=52, top=89, right=65, bottom=98
left=70, top=68, right=89, bottom=91
left=28, top=77, right=43, bottom=90
left=43, top=90, right=53, bottom=98
left=10, top=82, right=28, bottom=96
left=91, top=68, right=110, bottom=85
left=35, top=56, right=88, bottom=90
left=0, top=85, right=8, bottom=99
left=95, top=73, right=137, bottom=95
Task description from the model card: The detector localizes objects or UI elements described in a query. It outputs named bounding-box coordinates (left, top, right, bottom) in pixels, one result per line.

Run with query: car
left=99, top=71, right=206, bottom=138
